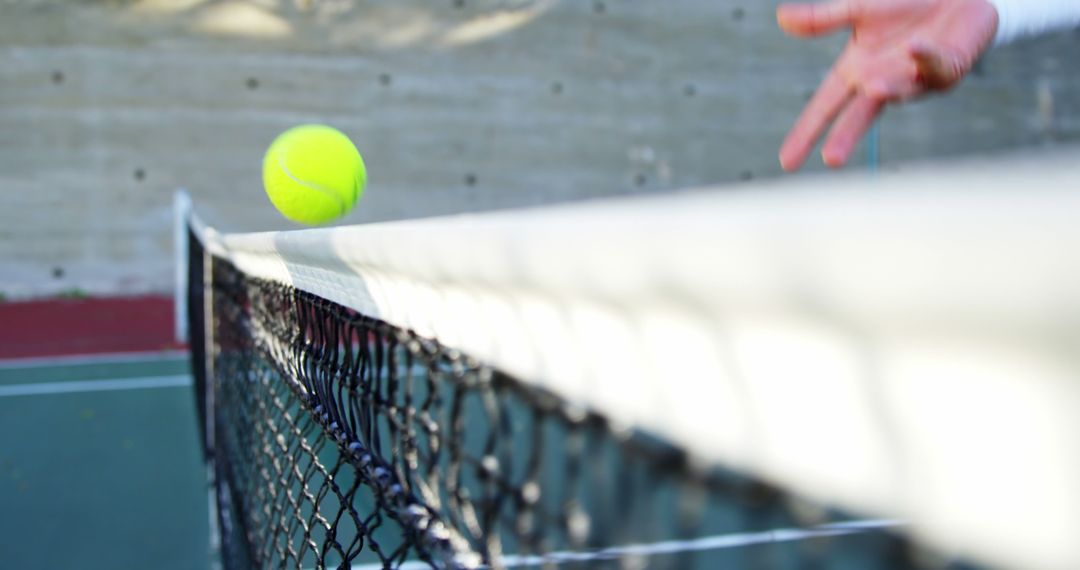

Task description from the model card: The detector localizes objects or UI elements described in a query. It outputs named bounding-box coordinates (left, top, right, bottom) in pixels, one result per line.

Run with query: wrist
left=987, top=0, right=1080, bottom=45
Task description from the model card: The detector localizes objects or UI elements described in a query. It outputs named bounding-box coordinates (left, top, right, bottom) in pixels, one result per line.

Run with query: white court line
left=346, top=519, right=904, bottom=569
left=0, top=375, right=192, bottom=398
left=0, top=350, right=188, bottom=370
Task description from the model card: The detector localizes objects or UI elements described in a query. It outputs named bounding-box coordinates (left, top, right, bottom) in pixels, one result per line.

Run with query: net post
left=173, top=189, right=192, bottom=344
left=203, top=245, right=215, bottom=458
left=867, top=121, right=881, bottom=174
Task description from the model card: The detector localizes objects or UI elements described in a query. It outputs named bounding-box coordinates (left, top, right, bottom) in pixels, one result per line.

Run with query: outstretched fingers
left=780, top=70, right=853, bottom=171
left=821, top=94, right=883, bottom=167
left=777, top=0, right=936, bottom=37
left=776, top=0, right=991, bottom=171
left=777, top=0, right=856, bottom=37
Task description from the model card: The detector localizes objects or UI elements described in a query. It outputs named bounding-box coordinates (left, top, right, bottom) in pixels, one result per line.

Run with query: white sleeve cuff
left=988, top=0, right=1080, bottom=45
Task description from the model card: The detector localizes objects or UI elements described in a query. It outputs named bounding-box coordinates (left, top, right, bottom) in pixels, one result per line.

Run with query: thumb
left=909, top=40, right=968, bottom=91
left=777, top=0, right=855, bottom=38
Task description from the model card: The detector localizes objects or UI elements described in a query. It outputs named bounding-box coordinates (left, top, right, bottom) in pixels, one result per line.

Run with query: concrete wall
left=2, top=0, right=1078, bottom=298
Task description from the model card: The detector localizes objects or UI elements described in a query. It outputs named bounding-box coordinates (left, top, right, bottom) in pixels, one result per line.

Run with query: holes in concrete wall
left=51, top=267, right=64, bottom=279
left=453, top=0, right=465, bottom=8
left=551, top=81, right=563, bottom=95
left=464, top=173, right=477, bottom=186
left=732, top=7, right=745, bottom=21
left=739, top=170, right=754, bottom=181
left=246, top=77, right=259, bottom=90
left=683, top=84, right=697, bottom=97
left=134, top=168, right=146, bottom=182
left=634, top=173, right=647, bottom=187
left=593, top=2, right=605, bottom=14
left=51, top=70, right=64, bottom=84
left=379, top=73, right=392, bottom=87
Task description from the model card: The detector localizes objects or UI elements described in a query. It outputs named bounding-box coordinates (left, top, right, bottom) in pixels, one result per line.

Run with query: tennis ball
left=262, top=124, right=367, bottom=225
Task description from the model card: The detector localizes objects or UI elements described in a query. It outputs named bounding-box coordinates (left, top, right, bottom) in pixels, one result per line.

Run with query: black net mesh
left=189, top=230, right=933, bottom=570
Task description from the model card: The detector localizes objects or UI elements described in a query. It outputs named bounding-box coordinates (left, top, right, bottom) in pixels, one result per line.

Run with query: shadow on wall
left=113, top=0, right=558, bottom=48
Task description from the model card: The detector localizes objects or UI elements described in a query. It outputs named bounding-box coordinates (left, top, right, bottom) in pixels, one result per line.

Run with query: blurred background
left=0, top=1, right=1077, bottom=568
left=1, top=0, right=1078, bottom=299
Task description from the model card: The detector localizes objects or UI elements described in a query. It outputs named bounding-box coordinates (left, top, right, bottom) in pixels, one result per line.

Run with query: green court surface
left=0, top=354, right=209, bottom=570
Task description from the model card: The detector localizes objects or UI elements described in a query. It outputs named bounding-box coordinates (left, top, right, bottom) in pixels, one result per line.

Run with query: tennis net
left=181, top=146, right=1080, bottom=569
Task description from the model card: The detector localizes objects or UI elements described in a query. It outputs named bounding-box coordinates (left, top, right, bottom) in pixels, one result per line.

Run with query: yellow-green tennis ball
left=262, top=124, right=367, bottom=225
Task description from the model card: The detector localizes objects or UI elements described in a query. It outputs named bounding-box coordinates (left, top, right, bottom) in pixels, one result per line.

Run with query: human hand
left=777, top=0, right=999, bottom=171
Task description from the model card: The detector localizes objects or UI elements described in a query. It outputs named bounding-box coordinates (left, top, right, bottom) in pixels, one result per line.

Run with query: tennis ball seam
left=276, top=154, right=348, bottom=218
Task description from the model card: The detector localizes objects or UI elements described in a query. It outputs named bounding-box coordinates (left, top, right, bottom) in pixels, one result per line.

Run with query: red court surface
left=0, top=296, right=181, bottom=359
